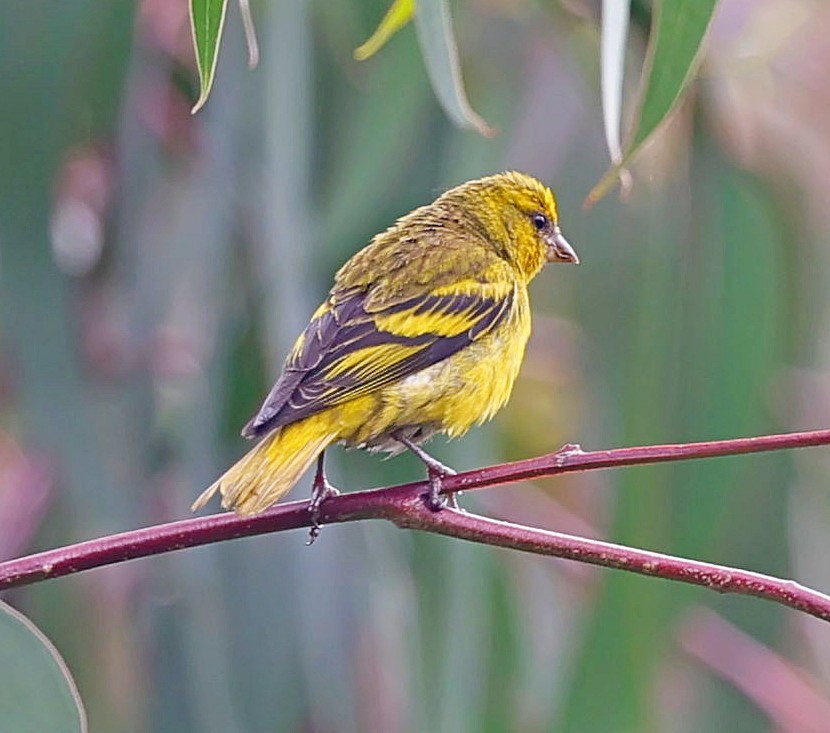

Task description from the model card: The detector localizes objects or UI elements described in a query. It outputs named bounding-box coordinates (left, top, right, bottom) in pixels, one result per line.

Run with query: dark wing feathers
left=242, top=284, right=514, bottom=438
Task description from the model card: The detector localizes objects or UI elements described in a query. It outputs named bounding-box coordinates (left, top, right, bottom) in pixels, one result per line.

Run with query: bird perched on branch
left=192, top=171, right=578, bottom=529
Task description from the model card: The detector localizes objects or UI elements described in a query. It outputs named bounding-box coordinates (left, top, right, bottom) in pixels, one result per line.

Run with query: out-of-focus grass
left=0, top=2, right=828, bottom=732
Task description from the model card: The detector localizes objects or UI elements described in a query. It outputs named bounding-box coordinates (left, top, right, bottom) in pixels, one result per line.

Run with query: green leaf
left=189, top=0, right=230, bottom=113
left=0, top=601, right=86, bottom=733
left=414, top=0, right=494, bottom=136
left=354, top=0, right=415, bottom=61
left=587, top=0, right=718, bottom=205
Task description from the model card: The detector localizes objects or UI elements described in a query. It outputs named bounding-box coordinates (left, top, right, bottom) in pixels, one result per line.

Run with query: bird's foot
left=553, top=442, right=583, bottom=467
left=307, top=472, right=340, bottom=546
left=392, top=432, right=462, bottom=511
left=426, top=464, right=458, bottom=511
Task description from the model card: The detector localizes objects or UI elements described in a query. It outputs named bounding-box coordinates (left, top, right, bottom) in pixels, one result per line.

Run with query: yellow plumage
left=192, top=171, right=578, bottom=516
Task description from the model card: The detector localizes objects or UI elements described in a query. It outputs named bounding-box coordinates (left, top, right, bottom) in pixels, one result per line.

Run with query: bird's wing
left=242, top=280, right=516, bottom=437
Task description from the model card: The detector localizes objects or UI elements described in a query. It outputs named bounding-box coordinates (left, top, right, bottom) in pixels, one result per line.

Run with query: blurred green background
left=2, top=1, right=830, bottom=731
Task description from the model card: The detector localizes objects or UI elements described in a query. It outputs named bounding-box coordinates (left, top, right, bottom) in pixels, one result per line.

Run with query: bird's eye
left=531, top=213, right=549, bottom=231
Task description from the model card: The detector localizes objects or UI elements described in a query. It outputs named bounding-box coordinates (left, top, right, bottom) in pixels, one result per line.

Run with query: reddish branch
left=2, top=429, right=830, bottom=622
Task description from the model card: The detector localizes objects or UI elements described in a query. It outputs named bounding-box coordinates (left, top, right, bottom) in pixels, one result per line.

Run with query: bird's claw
left=426, top=465, right=457, bottom=511
left=307, top=481, right=340, bottom=545
left=391, top=432, right=461, bottom=511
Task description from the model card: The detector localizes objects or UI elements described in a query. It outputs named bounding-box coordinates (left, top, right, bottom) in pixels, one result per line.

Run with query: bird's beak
left=545, top=226, right=579, bottom=264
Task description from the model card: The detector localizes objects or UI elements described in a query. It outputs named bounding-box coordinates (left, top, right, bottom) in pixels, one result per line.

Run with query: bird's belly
left=338, top=319, right=530, bottom=452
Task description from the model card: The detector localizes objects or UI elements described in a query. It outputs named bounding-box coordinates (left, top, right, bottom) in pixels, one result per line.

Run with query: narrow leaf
left=600, top=0, right=629, bottom=164
left=414, top=0, right=494, bottom=136
left=189, top=0, right=230, bottom=113
left=238, top=0, right=260, bottom=68
left=629, top=0, right=718, bottom=151
left=354, top=0, right=415, bottom=61
left=586, top=0, right=718, bottom=206
left=0, top=601, right=87, bottom=733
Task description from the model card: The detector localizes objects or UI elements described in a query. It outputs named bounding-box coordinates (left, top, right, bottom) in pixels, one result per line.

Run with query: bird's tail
left=191, top=414, right=338, bottom=515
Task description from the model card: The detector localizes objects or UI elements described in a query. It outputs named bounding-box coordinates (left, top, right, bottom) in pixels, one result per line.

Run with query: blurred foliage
left=2, top=1, right=830, bottom=732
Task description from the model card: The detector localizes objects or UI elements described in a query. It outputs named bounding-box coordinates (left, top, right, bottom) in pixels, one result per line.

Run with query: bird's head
left=447, top=171, right=579, bottom=282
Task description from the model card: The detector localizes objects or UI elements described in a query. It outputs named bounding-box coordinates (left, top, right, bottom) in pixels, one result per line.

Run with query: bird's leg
left=307, top=451, right=339, bottom=545
left=394, top=433, right=458, bottom=510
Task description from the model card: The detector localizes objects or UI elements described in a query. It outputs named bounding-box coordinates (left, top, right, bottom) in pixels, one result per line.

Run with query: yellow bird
left=192, top=171, right=578, bottom=521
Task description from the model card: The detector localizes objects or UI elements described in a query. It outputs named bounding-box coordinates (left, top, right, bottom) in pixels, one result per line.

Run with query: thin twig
left=1, top=428, right=829, bottom=622
left=390, top=507, right=830, bottom=622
